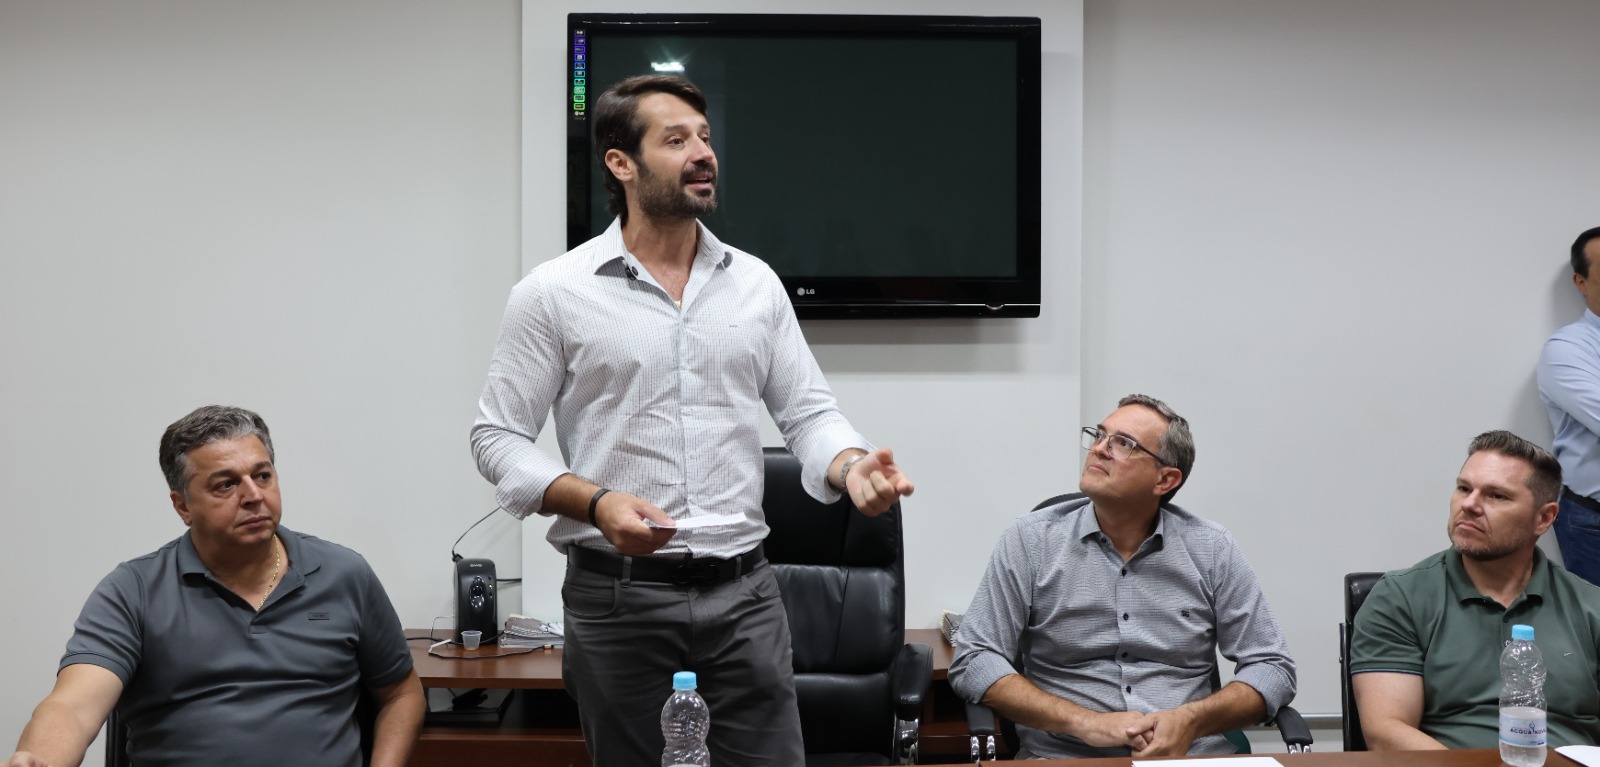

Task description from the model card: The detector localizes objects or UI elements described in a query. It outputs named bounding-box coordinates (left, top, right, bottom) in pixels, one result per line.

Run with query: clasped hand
left=1079, top=708, right=1199, bottom=757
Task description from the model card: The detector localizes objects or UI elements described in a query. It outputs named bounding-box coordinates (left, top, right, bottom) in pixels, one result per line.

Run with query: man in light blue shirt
left=1537, top=225, right=1600, bottom=586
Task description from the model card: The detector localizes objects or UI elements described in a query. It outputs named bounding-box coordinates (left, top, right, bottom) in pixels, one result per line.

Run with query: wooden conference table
left=408, top=630, right=1575, bottom=767
left=1033, top=753, right=1578, bottom=767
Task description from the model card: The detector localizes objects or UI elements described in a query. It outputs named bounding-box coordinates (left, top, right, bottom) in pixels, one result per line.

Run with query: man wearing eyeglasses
left=949, top=394, right=1296, bottom=759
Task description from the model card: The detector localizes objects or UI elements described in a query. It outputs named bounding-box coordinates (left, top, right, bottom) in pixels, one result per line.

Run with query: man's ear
left=604, top=148, right=636, bottom=183
left=171, top=490, right=193, bottom=527
left=1535, top=500, right=1560, bottom=537
left=1154, top=467, right=1183, bottom=499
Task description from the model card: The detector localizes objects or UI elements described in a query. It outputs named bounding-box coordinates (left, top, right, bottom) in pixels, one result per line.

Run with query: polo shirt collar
left=1443, top=547, right=1549, bottom=610
left=590, top=216, right=734, bottom=279
left=177, top=526, right=321, bottom=579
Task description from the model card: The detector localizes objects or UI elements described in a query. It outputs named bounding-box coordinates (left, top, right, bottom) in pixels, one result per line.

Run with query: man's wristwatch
left=839, top=452, right=867, bottom=489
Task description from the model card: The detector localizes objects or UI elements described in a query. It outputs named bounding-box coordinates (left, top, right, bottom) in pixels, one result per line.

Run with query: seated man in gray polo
left=4, top=406, right=425, bottom=767
left=950, top=394, right=1297, bottom=759
left=1351, top=430, right=1600, bottom=751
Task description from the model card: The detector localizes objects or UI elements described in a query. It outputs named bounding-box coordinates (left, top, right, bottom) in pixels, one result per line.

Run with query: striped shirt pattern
left=950, top=496, right=1297, bottom=758
left=471, top=218, right=866, bottom=557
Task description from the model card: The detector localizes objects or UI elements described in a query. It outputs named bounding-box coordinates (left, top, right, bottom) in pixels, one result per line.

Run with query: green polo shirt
left=1350, top=548, right=1600, bottom=749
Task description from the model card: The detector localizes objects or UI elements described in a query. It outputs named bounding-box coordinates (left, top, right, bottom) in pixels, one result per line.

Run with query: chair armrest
left=891, top=642, right=934, bottom=721
left=1271, top=705, right=1313, bottom=752
left=965, top=700, right=998, bottom=737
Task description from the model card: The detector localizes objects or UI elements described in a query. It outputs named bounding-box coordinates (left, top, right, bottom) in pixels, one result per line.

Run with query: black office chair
left=1339, top=571, right=1384, bottom=752
left=963, top=492, right=1312, bottom=761
left=762, top=447, right=932, bottom=766
left=105, top=707, right=128, bottom=767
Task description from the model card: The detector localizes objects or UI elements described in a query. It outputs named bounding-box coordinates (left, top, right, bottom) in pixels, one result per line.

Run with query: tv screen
left=567, top=14, right=1042, bottom=318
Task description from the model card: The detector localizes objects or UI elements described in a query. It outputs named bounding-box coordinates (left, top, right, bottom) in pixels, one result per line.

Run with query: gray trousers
left=561, top=557, right=805, bottom=767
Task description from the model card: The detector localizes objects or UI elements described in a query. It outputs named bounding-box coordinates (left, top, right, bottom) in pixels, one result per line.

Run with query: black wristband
left=588, top=488, right=610, bottom=528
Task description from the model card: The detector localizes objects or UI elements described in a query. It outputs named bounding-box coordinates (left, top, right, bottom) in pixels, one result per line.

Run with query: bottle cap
left=1511, top=624, right=1535, bottom=641
left=673, top=671, right=698, bottom=690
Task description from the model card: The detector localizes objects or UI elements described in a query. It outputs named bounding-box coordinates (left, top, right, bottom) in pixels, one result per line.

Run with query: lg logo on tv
left=795, top=287, right=815, bottom=296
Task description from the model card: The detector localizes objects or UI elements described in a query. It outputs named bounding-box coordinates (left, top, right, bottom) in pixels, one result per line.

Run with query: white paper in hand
left=644, top=512, right=744, bottom=530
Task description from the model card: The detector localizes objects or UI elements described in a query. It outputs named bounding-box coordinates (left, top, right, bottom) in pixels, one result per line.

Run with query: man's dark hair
left=159, top=405, right=275, bottom=494
left=591, top=75, right=709, bottom=224
left=1570, top=226, right=1600, bottom=278
left=1118, top=393, right=1195, bottom=505
left=1466, top=430, right=1562, bottom=508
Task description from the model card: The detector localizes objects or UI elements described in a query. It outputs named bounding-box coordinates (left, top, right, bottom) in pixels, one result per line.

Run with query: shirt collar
left=1444, top=547, right=1548, bottom=607
left=1583, top=307, right=1600, bottom=330
left=1072, top=501, right=1168, bottom=549
left=590, top=216, right=734, bottom=278
left=177, top=525, right=319, bottom=577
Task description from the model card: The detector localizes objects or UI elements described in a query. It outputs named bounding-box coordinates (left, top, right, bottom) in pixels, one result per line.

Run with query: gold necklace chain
left=256, top=537, right=282, bottom=611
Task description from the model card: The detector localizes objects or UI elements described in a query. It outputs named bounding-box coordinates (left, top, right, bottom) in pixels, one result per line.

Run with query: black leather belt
left=569, top=543, right=765, bottom=586
left=1565, top=486, right=1600, bottom=514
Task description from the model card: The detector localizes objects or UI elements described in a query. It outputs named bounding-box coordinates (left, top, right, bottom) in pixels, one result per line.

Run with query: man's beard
left=1449, top=525, right=1534, bottom=561
left=636, top=160, right=717, bottom=221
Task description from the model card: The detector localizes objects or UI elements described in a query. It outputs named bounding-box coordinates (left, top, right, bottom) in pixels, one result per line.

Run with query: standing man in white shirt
left=471, top=75, right=914, bottom=767
left=1537, top=226, right=1600, bottom=586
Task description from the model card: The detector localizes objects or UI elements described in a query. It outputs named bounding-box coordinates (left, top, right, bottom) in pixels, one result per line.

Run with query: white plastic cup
left=461, top=630, right=482, bottom=650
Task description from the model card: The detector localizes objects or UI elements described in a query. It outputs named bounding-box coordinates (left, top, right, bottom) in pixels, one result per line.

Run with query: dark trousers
left=1556, top=493, right=1600, bottom=587
left=561, top=558, right=805, bottom=767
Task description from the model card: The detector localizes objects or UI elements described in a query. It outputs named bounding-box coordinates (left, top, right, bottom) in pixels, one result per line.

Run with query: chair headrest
left=1345, top=572, right=1384, bottom=624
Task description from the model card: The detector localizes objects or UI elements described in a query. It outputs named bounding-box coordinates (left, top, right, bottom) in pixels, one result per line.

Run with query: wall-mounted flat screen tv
left=566, top=13, right=1042, bottom=319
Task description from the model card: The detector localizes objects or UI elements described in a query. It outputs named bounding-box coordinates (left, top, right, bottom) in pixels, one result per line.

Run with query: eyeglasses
left=1080, top=426, right=1169, bottom=466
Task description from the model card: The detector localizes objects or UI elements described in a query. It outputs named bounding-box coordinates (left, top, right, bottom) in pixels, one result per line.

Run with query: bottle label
left=1500, top=707, right=1547, bottom=748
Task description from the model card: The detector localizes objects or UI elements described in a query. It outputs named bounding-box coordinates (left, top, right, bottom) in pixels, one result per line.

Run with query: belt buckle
left=671, top=561, right=721, bottom=586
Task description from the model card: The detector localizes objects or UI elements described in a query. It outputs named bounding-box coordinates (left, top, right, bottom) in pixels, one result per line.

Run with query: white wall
left=0, top=2, right=521, bottom=762
left=23, top=0, right=1588, bottom=752
left=516, top=0, right=1087, bottom=641
left=1083, top=0, right=1600, bottom=715
left=1, top=0, right=1079, bottom=759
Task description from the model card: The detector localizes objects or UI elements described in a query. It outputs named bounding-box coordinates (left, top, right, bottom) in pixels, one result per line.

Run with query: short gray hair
left=1467, top=430, right=1561, bottom=508
left=1118, top=393, right=1194, bottom=504
left=159, top=405, right=275, bottom=494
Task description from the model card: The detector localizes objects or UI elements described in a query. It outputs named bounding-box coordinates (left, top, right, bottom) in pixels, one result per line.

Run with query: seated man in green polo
left=1350, top=430, right=1600, bottom=750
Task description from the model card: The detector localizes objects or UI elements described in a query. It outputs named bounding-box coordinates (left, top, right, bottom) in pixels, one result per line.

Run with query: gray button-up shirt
left=472, top=217, right=867, bottom=557
left=950, top=496, right=1297, bottom=758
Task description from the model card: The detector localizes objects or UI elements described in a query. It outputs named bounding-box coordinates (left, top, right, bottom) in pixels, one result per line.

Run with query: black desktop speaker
left=454, top=558, right=498, bottom=643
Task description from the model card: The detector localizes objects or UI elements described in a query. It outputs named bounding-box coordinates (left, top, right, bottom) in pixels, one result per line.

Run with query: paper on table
left=1133, top=759, right=1282, bottom=767
left=644, top=512, right=745, bottom=530
left=1557, top=745, right=1600, bottom=766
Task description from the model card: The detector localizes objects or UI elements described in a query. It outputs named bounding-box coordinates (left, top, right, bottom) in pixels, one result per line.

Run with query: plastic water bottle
left=1500, top=624, right=1547, bottom=767
left=661, top=671, right=710, bottom=767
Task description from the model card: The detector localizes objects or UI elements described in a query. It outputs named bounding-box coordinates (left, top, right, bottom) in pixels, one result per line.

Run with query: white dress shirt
left=472, top=218, right=867, bottom=557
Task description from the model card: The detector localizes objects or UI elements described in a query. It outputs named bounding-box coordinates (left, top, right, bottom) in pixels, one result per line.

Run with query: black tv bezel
left=566, top=13, right=1043, bottom=319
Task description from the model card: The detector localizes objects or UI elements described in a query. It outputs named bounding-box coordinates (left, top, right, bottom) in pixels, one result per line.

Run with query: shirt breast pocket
left=1147, top=603, right=1217, bottom=667
left=257, top=608, right=360, bottom=684
left=688, top=314, right=771, bottom=405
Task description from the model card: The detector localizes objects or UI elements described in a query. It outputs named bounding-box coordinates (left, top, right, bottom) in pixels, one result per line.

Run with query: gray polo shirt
left=62, top=526, right=412, bottom=766
left=1350, top=548, right=1600, bottom=749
